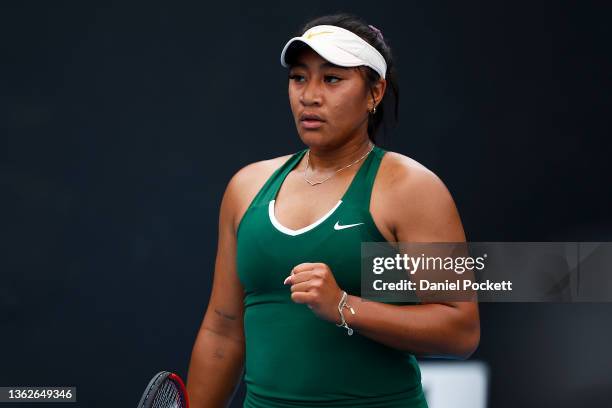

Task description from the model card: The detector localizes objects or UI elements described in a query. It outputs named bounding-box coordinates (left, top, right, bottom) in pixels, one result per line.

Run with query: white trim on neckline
left=268, top=199, right=343, bottom=236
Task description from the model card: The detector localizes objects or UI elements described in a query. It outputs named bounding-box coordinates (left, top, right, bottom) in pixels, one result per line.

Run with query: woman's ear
left=372, top=78, right=387, bottom=107
left=368, top=78, right=387, bottom=111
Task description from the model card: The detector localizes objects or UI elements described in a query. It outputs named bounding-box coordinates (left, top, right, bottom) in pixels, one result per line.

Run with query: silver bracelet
left=335, top=291, right=356, bottom=335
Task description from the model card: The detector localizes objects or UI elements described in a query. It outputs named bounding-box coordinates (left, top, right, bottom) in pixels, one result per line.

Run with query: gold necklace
left=303, top=143, right=375, bottom=186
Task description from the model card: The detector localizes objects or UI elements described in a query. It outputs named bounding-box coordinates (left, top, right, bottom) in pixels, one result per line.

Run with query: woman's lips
left=300, top=119, right=323, bottom=129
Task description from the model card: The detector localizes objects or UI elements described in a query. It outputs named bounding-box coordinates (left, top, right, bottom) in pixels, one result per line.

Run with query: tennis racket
left=136, top=371, right=189, bottom=408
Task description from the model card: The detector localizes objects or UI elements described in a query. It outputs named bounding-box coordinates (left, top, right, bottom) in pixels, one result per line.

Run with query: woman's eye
left=289, top=74, right=305, bottom=82
left=325, top=75, right=341, bottom=83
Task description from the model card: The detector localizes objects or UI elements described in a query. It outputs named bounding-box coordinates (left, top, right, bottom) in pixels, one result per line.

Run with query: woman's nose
left=300, top=79, right=322, bottom=106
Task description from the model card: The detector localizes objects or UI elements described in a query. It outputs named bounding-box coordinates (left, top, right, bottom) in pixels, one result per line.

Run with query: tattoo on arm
left=213, top=347, right=225, bottom=359
left=215, top=308, right=237, bottom=321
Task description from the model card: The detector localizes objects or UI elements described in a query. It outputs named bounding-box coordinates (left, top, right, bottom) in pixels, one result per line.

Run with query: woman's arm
left=186, top=173, right=247, bottom=408
left=344, top=162, right=480, bottom=359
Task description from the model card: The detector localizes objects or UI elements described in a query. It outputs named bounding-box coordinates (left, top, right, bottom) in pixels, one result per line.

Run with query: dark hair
left=288, top=13, right=399, bottom=144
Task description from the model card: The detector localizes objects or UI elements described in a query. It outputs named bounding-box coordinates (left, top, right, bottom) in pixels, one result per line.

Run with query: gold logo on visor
left=304, top=31, right=333, bottom=39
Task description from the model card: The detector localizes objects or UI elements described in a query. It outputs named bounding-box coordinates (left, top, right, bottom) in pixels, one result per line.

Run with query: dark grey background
left=1, top=1, right=610, bottom=407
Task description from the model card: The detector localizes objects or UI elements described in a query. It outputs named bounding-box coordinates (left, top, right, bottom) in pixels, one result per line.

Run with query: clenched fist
left=283, top=262, right=344, bottom=324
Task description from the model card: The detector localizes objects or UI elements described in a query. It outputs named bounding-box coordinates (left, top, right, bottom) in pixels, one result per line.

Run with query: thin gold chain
left=303, top=143, right=375, bottom=186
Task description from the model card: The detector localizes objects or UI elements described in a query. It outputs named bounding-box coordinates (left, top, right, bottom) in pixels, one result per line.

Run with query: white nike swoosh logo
left=334, top=221, right=364, bottom=230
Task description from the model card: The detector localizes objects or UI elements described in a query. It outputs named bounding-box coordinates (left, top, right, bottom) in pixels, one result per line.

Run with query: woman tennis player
left=186, top=13, right=480, bottom=408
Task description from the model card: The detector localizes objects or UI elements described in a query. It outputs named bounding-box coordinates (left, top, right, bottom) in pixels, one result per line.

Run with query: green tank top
left=236, top=145, right=428, bottom=407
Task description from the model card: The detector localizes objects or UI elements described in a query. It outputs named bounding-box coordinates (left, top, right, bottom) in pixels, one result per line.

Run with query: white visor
left=280, top=25, right=387, bottom=79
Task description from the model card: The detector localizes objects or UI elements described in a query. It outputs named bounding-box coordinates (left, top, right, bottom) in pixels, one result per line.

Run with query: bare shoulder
left=376, top=151, right=448, bottom=197
left=228, top=154, right=293, bottom=196
left=224, top=153, right=294, bottom=233
left=372, top=150, right=465, bottom=241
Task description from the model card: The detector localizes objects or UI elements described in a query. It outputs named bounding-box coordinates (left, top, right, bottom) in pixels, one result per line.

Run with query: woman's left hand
left=284, top=262, right=343, bottom=324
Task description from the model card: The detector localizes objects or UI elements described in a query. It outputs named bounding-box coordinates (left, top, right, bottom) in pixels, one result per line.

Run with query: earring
left=370, top=105, right=377, bottom=115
